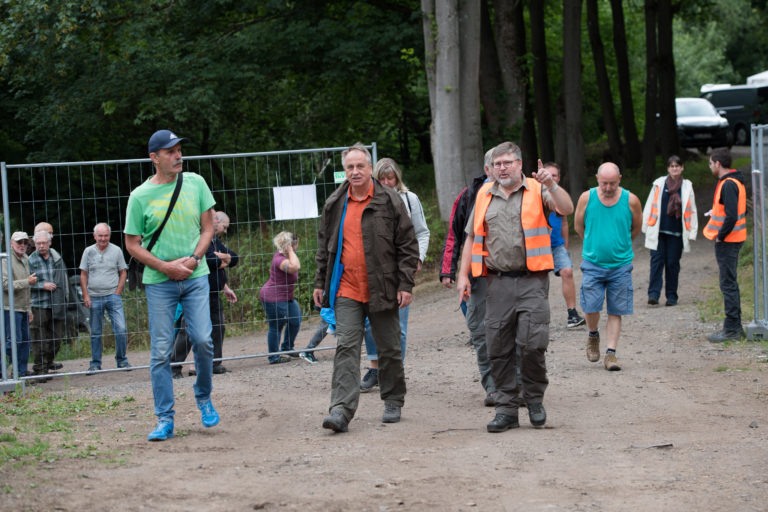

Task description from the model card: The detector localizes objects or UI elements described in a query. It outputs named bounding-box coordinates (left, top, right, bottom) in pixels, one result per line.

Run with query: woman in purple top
left=259, top=231, right=302, bottom=364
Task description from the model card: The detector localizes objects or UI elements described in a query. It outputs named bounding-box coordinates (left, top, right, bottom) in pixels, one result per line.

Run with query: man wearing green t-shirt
left=574, top=163, right=643, bottom=372
left=124, top=129, right=219, bottom=441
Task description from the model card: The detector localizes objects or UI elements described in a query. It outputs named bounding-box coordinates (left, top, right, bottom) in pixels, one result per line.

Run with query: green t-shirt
left=124, top=172, right=216, bottom=285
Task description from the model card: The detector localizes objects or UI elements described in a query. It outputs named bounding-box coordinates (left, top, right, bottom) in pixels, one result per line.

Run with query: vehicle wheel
left=734, top=125, right=749, bottom=145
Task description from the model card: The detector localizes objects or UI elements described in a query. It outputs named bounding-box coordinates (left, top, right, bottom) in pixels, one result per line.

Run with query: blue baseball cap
left=148, top=130, right=187, bottom=155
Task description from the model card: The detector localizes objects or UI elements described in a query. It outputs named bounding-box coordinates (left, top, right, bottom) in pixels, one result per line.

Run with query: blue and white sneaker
left=300, top=351, right=318, bottom=364
left=197, top=399, right=220, bottom=428
left=147, top=420, right=174, bottom=442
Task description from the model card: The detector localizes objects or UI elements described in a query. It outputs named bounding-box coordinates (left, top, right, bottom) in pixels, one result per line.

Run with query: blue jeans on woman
left=4, top=310, right=30, bottom=377
left=89, top=294, right=129, bottom=367
left=262, top=299, right=302, bottom=362
left=364, top=304, right=409, bottom=362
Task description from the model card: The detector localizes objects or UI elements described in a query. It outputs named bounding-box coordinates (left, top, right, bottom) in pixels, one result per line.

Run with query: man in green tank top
left=574, top=163, right=643, bottom=371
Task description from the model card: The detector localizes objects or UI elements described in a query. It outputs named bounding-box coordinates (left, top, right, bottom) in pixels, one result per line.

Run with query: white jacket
left=642, top=176, right=698, bottom=252
left=399, top=190, right=430, bottom=262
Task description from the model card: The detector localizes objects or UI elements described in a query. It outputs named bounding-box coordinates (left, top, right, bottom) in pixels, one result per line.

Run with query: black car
left=676, top=97, right=733, bottom=149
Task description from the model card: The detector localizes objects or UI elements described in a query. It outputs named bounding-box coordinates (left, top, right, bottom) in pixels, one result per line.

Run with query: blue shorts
left=579, top=260, right=634, bottom=316
left=552, top=244, right=572, bottom=276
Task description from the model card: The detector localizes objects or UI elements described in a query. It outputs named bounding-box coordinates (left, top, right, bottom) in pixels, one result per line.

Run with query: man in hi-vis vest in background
left=456, top=141, right=573, bottom=433
left=704, top=147, right=747, bottom=343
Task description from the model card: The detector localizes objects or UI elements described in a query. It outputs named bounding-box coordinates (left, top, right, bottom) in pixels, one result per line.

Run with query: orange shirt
left=337, top=181, right=373, bottom=303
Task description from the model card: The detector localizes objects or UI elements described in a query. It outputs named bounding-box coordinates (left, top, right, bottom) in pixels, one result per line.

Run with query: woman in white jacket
left=360, top=158, right=430, bottom=392
left=641, top=155, right=698, bottom=306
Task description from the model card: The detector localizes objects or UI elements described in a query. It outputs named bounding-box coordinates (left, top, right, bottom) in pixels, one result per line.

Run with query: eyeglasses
left=14, top=240, right=29, bottom=245
left=492, top=159, right=520, bottom=169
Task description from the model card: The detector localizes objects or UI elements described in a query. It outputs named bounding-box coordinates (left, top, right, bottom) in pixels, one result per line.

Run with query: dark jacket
left=716, top=170, right=746, bottom=242
left=29, top=248, right=69, bottom=318
left=206, top=236, right=238, bottom=293
left=314, top=179, right=419, bottom=312
left=438, top=173, right=487, bottom=282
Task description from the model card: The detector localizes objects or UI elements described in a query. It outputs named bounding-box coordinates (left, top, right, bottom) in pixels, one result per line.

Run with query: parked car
left=676, top=97, right=732, bottom=149
left=701, top=84, right=768, bottom=145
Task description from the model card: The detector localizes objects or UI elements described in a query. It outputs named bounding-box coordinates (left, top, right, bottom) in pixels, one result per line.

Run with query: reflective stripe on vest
left=683, top=198, right=693, bottom=231
left=647, top=185, right=660, bottom=226
left=703, top=176, right=747, bottom=242
left=470, top=179, right=554, bottom=277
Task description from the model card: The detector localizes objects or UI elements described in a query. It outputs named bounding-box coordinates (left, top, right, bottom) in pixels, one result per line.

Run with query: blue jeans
left=4, top=310, right=30, bottom=376
left=89, top=294, right=128, bottom=367
left=145, top=276, right=213, bottom=422
left=262, top=300, right=302, bottom=362
left=580, top=260, right=634, bottom=316
left=364, top=305, right=409, bottom=361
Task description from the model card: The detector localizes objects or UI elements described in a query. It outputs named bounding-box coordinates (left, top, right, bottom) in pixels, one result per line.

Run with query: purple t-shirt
left=259, top=252, right=298, bottom=303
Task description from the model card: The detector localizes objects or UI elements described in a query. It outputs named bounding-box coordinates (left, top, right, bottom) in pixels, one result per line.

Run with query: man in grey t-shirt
left=79, top=223, right=131, bottom=373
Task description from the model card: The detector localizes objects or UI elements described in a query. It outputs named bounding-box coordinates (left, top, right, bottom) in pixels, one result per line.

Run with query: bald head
left=34, top=222, right=53, bottom=236
left=596, top=162, right=622, bottom=199
left=596, top=162, right=620, bottom=180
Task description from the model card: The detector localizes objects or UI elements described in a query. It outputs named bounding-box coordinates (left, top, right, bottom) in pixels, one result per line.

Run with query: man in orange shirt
left=313, top=143, right=419, bottom=432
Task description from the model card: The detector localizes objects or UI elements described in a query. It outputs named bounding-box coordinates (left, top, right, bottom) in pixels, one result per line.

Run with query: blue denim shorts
left=580, top=260, right=634, bottom=316
left=552, top=244, right=573, bottom=276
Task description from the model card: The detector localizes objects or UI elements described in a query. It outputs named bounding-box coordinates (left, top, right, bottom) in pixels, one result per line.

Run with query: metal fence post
left=1, top=161, right=24, bottom=392
left=747, top=125, right=768, bottom=340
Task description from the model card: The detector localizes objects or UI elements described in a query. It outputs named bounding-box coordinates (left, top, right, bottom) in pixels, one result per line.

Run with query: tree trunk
left=642, top=0, right=659, bottom=184
left=493, top=0, right=525, bottom=133
left=458, top=0, right=483, bottom=185
left=529, top=0, right=555, bottom=163
left=562, top=0, right=586, bottom=197
left=586, top=0, right=622, bottom=165
left=510, top=1, right=538, bottom=167
left=657, top=0, right=678, bottom=158
left=479, top=0, right=503, bottom=137
left=610, top=0, right=641, bottom=167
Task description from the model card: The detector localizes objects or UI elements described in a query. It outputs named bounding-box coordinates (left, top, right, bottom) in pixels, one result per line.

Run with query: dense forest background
left=1, top=0, right=767, bottom=219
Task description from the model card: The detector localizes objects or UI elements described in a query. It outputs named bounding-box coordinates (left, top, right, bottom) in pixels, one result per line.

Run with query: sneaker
left=212, top=365, right=230, bottom=374
left=648, top=297, right=659, bottom=305
left=528, top=403, right=547, bottom=428
left=487, top=413, right=519, bottom=433
left=117, top=362, right=133, bottom=370
left=86, top=364, right=101, bottom=375
left=604, top=353, right=621, bottom=371
left=586, top=333, right=600, bottom=362
left=322, top=410, right=349, bottom=433
left=484, top=391, right=496, bottom=407
left=300, top=352, right=318, bottom=364
left=382, top=401, right=401, bottom=423
left=360, top=368, right=379, bottom=392
left=197, top=399, right=220, bottom=428
left=172, top=367, right=183, bottom=379
left=707, top=329, right=745, bottom=343
left=269, top=355, right=292, bottom=365
left=147, top=420, right=174, bottom=441
left=567, top=312, right=586, bottom=328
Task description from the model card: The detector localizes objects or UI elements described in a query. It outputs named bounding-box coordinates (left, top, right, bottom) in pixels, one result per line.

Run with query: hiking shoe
left=86, top=364, right=101, bottom=375
left=147, top=420, right=174, bottom=441
left=360, top=368, right=379, bottom=392
left=567, top=311, right=585, bottom=328
left=300, top=351, right=318, bottom=364
left=586, top=333, right=600, bottom=362
left=484, top=392, right=496, bottom=407
left=212, top=365, right=230, bottom=374
left=269, top=355, right=292, bottom=365
left=382, top=401, right=401, bottom=423
left=604, top=353, right=621, bottom=371
left=172, top=367, right=183, bottom=380
left=487, top=413, right=519, bottom=433
left=665, top=299, right=678, bottom=307
left=322, top=410, right=349, bottom=433
left=49, top=362, right=63, bottom=371
left=197, top=399, right=220, bottom=428
left=648, top=297, right=659, bottom=305
left=117, top=362, right=133, bottom=370
left=528, top=403, right=547, bottom=428
left=707, top=329, right=745, bottom=343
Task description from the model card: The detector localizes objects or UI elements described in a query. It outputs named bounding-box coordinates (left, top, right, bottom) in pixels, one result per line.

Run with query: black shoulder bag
left=127, top=173, right=184, bottom=290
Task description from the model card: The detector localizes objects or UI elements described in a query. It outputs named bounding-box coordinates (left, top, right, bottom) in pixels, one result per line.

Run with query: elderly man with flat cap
left=3, top=232, right=37, bottom=378
left=125, top=129, right=219, bottom=442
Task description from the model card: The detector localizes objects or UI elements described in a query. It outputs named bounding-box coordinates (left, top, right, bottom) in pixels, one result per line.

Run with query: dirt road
left=2, top=234, right=768, bottom=511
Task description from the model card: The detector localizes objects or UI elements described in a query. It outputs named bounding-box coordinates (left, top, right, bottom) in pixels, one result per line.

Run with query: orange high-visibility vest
left=646, top=183, right=694, bottom=231
left=703, top=176, right=747, bottom=242
left=470, top=179, right=553, bottom=277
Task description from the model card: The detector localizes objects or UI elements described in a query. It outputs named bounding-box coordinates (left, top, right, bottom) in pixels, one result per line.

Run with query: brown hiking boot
left=586, top=333, right=600, bottom=362
left=604, top=353, right=621, bottom=371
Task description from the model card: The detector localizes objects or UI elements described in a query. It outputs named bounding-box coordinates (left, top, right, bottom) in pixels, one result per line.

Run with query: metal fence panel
left=748, top=125, right=768, bottom=340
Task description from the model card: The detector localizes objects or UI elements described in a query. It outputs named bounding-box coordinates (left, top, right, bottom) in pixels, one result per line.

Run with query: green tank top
left=582, top=188, right=633, bottom=268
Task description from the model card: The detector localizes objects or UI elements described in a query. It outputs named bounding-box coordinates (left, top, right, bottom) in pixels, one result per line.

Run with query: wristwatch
left=190, top=254, right=201, bottom=265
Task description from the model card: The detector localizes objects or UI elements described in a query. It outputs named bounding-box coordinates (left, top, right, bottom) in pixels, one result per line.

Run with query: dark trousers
left=30, top=307, right=63, bottom=373
left=330, top=297, right=405, bottom=421
left=172, top=293, right=225, bottom=367
left=648, top=233, right=683, bottom=302
left=715, top=241, right=743, bottom=333
left=485, top=272, right=550, bottom=416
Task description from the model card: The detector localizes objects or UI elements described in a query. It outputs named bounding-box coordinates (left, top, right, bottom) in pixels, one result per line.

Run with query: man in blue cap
left=124, top=129, right=220, bottom=441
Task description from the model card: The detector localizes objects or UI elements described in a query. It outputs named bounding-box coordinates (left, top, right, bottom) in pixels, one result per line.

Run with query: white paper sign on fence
left=273, top=184, right=319, bottom=220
